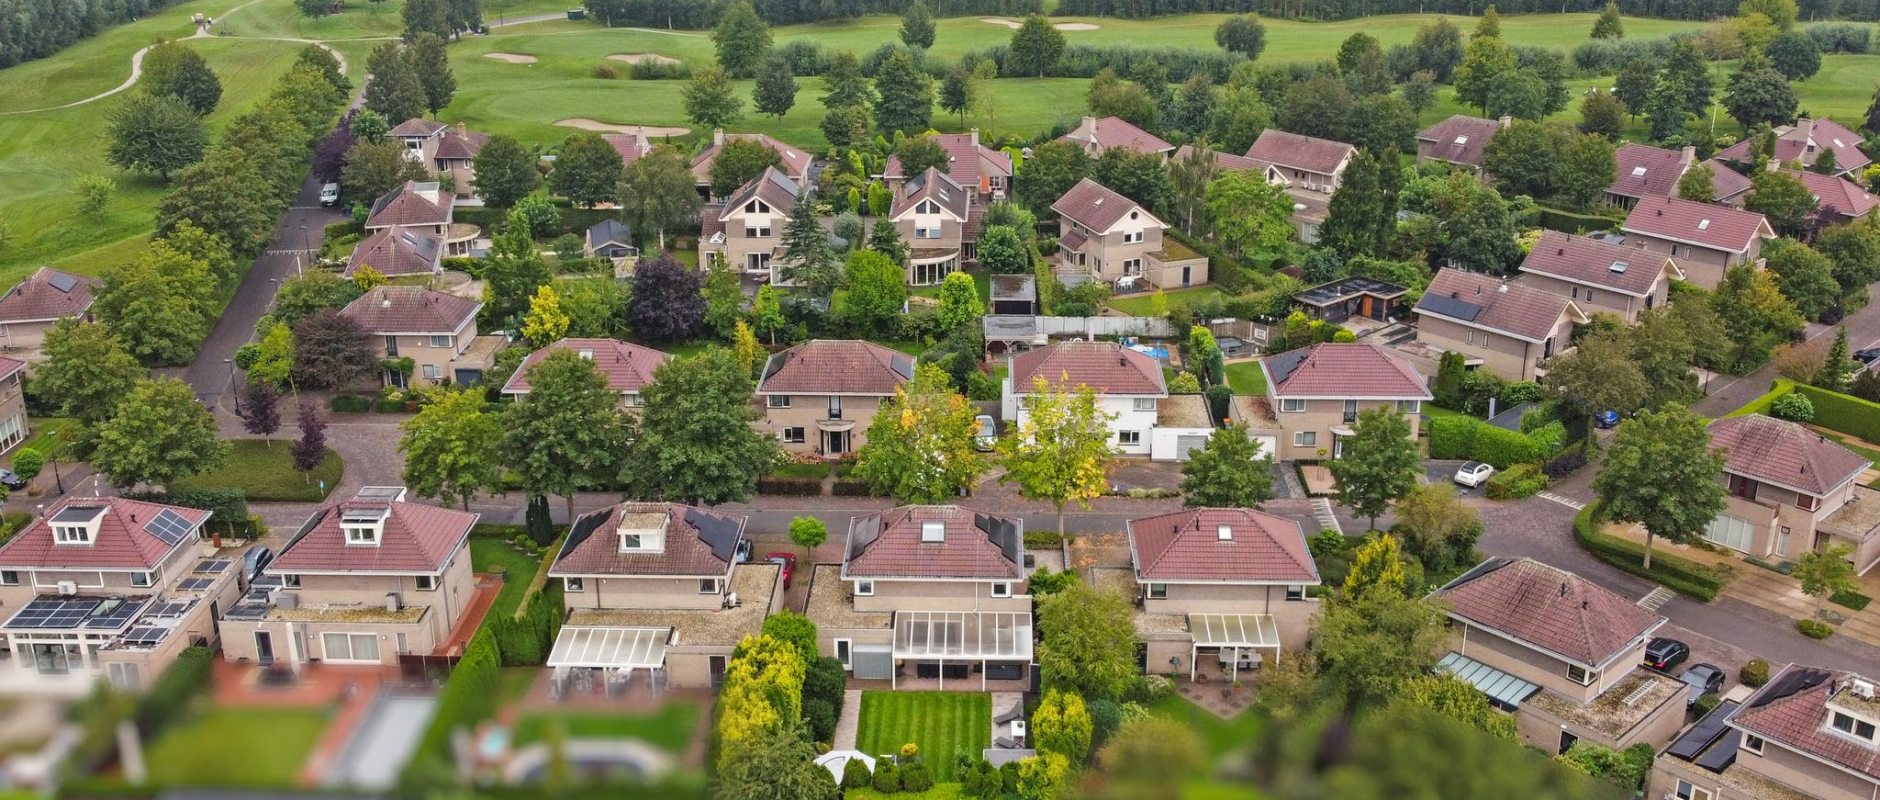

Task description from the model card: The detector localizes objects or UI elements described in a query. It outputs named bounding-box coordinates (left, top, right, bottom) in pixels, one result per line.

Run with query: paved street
left=1692, top=288, right=1880, bottom=417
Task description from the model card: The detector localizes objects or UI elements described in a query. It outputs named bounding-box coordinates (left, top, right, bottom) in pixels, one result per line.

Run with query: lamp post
left=46, top=430, right=63, bottom=496
left=225, top=358, right=241, bottom=415
left=297, top=224, right=308, bottom=276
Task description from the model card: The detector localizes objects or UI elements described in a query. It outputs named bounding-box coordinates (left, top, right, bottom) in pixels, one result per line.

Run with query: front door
left=1181, top=266, right=1191, bottom=286
left=709, top=655, right=728, bottom=688
left=826, top=431, right=849, bottom=455
left=255, top=631, right=275, bottom=666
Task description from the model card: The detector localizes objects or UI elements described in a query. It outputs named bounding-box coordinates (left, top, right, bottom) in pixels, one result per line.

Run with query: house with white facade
left=1001, top=340, right=1212, bottom=460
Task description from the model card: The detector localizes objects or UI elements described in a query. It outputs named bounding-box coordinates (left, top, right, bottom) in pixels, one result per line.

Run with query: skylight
left=1454, top=135, right=1468, bottom=145
left=1697, top=219, right=1711, bottom=230
left=1631, top=166, right=1648, bottom=177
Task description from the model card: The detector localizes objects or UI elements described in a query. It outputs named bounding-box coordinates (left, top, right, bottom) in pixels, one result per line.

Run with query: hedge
left=756, top=477, right=823, bottom=496
left=1485, top=463, right=1549, bottom=500
left=1572, top=502, right=1725, bottom=601
left=1535, top=204, right=1626, bottom=235
left=831, top=479, right=872, bottom=496
left=1792, top=384, right=1880, bottom=443
left=413, top=627, right=501, bottom=766
left=134, top=646, right=213, bottom=734
left=1722, top=379, right=1795, bottom=419
left=330, top=394, right=374, bottom=413
left=490, top=584, right=562, bottom=666
left=121, top=489, right=250, bottom=535
left=1428, top=415, right=1566, bottom=468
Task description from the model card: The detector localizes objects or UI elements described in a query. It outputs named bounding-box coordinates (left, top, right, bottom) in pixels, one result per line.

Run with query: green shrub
left=1485, top=463, right=1550, bottom=500
left=1427, top=416, right=1564, bottom=468
left=1740, top=659, right=1771, bottom=688
left=901, top=762, right=934, bottom=793
left=1793, top=383, right=1880, bottom=442
left=1723, top=379, right=1795, bottom=419
left=1572, top=503, right=1725, bottom=601
left=831, top=479, right=872, bottom=496
left=1797, top=618, right=1835, bottom=639
left=1771, top=392, right=1815, bottom=422
left=872, top=761, right=901, bottom=793
left=412, top=627, right=502, bottom=770
left=842, top=758, right=873, bottom=789
left=134, top=646, right=213, bottom=735
left=1693, top=694, right=1722, bottom=716
left=1831, top=589, right=1872, bottom=611
left=1308, top=528, right=1347, bottom=558
left=330, top=394, right=374, bottom=412
left=755, top=477, right=823, bottom=495
left=1025, top=530, right=1067, bottom=549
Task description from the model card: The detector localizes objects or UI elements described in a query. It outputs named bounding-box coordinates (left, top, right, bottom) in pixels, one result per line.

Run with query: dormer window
left=50, top=505, right=105, bottom=545
left=744, top=200, right=771, bottom=215
left=53, top=525, right=92, bottom=544
left=921, top=520, right=945, bottom=543
left=1832, top=711, right=1878, bottom=742
left=345, top=525, right=380, bottom=546
left=341, top=505, right=388, bottom=547
left=616, top=511, right=669, bottom=554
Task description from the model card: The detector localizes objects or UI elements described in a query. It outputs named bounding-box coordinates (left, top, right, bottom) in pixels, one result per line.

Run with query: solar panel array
left=9, top=598, right=103, bottom=629
left=86, top=598, right=144, bottom=629
left=177, top=578, right=214, bottom=591
left=122, top=627, right=169, bottom=647
left=143, top=509, right=195, bottom=546
left=47, top=272, right=79, bottom=293
left=52, top=505, right=105, bottom=524
left=145, top=600, right=194, bottom=619
left=1420, top=293, right=1484, bottom=322
left=193, top=559, right=232, bottom=575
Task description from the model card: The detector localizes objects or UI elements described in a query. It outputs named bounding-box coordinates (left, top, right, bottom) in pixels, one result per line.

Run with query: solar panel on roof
left=122, top=627, right=168, bottom=647
left=86, top=598, right=144, bottom=629
left=193, top=558, right=231, bottom=574
left=52, top=505, right=106, bottom=524
left=1420, top=293, right=1483, bottom=322
left=1667, top=700, right=1740, bottom=761
left=144, top=509, right=195, bottom=546
left=178, top=578, right=214, bottom=591
left=47, top=273, right=79, bottom=293
left=146, top=600, right=192, bottom=619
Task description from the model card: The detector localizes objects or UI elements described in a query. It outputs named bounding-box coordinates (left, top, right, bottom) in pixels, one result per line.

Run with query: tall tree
left=626, top=347, right=781, bottom=505
left=1204, top=169, right=1293, bottom=259
left=1312, top=577, right=1448, bottom=705
left=682, top=64, right=743, bottom=129
left=1747, top=170, right=1818, bottom=237
left=291, top=310, right=376, bottom=388
left=1763, top=238, right=1841, bottom=320
left=340, top=138, right=429, bottom=201
left=843, top=249, right=906, bottom=336
left=1712, top=264, right=1804, bottom=370
left=1482, top=120, right=1564, bottom=198
left=1036, top=582, right=1140, bottom=701
left=899, top=0, right=936, bottom=49
left=549, top=131, right=624, bottom=208
left=1558, top=133, right=1618, bottom=208
left=626, top=253, right=706, bottom=342
left=1676, top=161, right=1717, bottom=201
left=1766, top=29, right=1822, bottom=81
left=1409, top=17, right=1465, bottom=81
left=1663, top=38, right=1715, bottom=118
left=1092, top=148, right=1170, bottom=212
left=1213, top=14, right=1266, bottom=58
left=407, top=33, right=456, bottom=116
left=1474, top=4, right=1501, bottom=36
left=471, top=134, right=539, bottom=207
left=364, top=42, right=426, bottom=125
left=35, top=320, right=144, bottom=424
left=715, top=727, right=838, bottom=800
left=1593, top=405, right=1726, bottom=569
left=1328, top=407, right=1420, bottom=530
left=1453, top=36, right=1515, bottom=113
left=1321, top=149, right=1386, bottom=259
left=702, top=253, right=746, bottom=339
left=1723, top=57, right=1799, bottom=131
left=1579, top=90, right=1626, bottom=139
left=614, top=142, right=701, bottom=250
left=1179, top=424, right=1276, bottom=508
left=1544, top=330, right=1648, bottom=435
left=241, top=382, right=282, bottom=445
left=855, top=364, right=985, bottom=504
left=752, top=52, right=798, bottom=120
left=1590, top=0, right=1624, bottom=38
left=868, top=218, right=909, bottom=266
left=934, top=271, right=985, bottom=331
left=1008, top=15, right=1066, bottom=78
left=712, top=0, right=771, bottom=78
left=708, top=138, right=782, bottom=199
left=870, top=48, right=933, bottom=135
left=939, top=67, right=973, bottom=126
left=141, top=42, right=222, bottom=116
left=1795, top=543, right=1858, bottom=623
left=106, top=94, right=206, bottom=178
left=895, top=136, right=950, bottom=177
left=479, top=208, right=552, bottom=327
left=819, top=50, right=873, bottom=110
left=401, top=0, right=451, bottom=40
left=1020, top=140, right=1091, bottom=217
left=997, top=377, right=1117, bottom=536
left=779, top=199, right=839, bottom=296
left=291, top=403, right=327, bottom=481
left=400, top=387, right=503, bottom=509
left=1818, top=327, right=1855, bottom=392
left=503, top=349, right=633, bottom=521
left=1614, top=58, right=1660, bottom=118
left=95, top=243, right=213, bottom=365
left=1646, top=71, right=1692, bottom=142
left=92, top=378, right=227, bottom=489
left=1168, top=140, right=1219, bottom=235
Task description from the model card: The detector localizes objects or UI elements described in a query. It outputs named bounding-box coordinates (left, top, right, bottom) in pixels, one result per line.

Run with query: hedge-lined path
left=1693, top=280, right=1880, bottom=418
left=832, top=689, right=863, bottom=750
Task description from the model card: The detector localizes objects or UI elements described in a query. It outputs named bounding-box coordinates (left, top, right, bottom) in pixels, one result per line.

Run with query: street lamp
left=298, top=224, right=309, bottom=276
left=225, top=358, right=241, bottom=415
left=46, top=430, right=63, bottom=496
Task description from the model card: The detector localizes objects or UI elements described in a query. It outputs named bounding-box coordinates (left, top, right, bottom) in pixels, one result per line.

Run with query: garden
left=169, top=439, right=344, bottom=502
left=145, top=707, right=330, bottom=786
left=855, top=691, right=991, bottom=784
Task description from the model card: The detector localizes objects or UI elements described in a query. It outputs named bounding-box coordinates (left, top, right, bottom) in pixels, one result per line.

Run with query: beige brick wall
left=1272, top=399, right=1423, bottom=462
left=756, top=395, right=887, bottom=456
left=850, top=577, right=1030, bottom=614
left=561, top=574, right=725, bottom=611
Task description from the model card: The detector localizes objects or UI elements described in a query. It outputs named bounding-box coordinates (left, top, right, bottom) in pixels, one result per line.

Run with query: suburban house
left=365, top=181, right=453, bottom=236
left=0, top=356, right=29, bottom=454
left=220, top=487, right=479, bottom=668
left=1050, top=178, right=1209, bottom=290
left=1784, top=168, right=1879, bottom=223
left=1715, top=117, right=1871, bottom=177
left=1620, top=196, right=1775, bottom=290
left=1517, top=230, right=1682, bottom=324
left=1706, top=414, right=1879, bottom=575
left=501, top=338, right=668, bottom=409
left=756, top=339, right=914, bottom=457
left=1118, top=507, right=1320, bottom=682
left=345, top=226, right=443, bottom=280
left=1415, top=114, right=1505, bottom=173
left=1245, top=129, right=1356, bottom=195
left=1226, top=395, right=1283, bottom=459
left=387, top=119, right=488, bottom=198
left=1001, top=340, right=1214, bottom=460
left=1413, top=268, right=1588, bottom=382
left=583, top=219, right=638, bottom=262
left=604, top=129, right=656, bottom=169
left=339, top=286, right=501, bottom=388
left=882, top=130, right=1013, bottom=201
left=700, top=167, right=801, bottom=283
left=1262, top=343, right=1430, bottom=461
left=1605, top=144, right=1752, bottom=209
left=546, top=502, right=780, bottom=691
left=0, top=497, right=238, bottom=694
left=890, top=167, right=975, bottom=286
left=0, top=268, right=99, bottom=356
left=1292, top=277, right=1410, bottom=327
left=1430, top=557, right=1687, bottom=755
left=689, top=129, right=812, bottom=200
left=1057, top=115, right=1173, bottom=158
left=805, top=505, right=1031, bottom=689
left=1653, top=665, right=1880, bottom=800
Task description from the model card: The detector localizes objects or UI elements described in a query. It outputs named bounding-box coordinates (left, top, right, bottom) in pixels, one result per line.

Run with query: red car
left=766, top=552, right=797, bottom=589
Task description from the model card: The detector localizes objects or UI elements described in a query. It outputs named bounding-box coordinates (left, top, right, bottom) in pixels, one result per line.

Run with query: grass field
left=511, top=702, right=702, bottom=753
left=147, top=707, right=328, bottom=786
left=1106, top=285, right=1224, bottom=316
left=1225, top=360, right=1266, bottom=395
left=470, top=538, right=542, bottom=620
left=169, top=439, right=343, bottom=501
left=856, top=691, right=990, bottom=783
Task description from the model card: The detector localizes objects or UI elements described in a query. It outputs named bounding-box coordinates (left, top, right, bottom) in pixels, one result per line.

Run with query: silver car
left=973, top=415, right=997, bottom=452
left=318, top=182, right=341, bottom=206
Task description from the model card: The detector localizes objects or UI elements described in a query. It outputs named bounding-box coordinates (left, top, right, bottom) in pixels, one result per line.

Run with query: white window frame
left=1132, top=397, right=1157, bottom=412
left=284, top=574, right=302, bottom=589
left=1280, top=398, right=1306, bottom=413
left=781, top=427, right=806, bottom=444
left=1123, top=230, right=1143, bottom=244
left=130, top=571, right=152, bottom=588
left=414, top=574, right=437, bottom=591
left=1741, top=734, right=1763, bottom=754
left=321, top=632, right=381, bottom=664
left=421, top=364, right=443, bottom=380
left=0, top=571, right=18, bottom=586
left=767, top=395, right=791, bottom=408
left=53, top=525, right=91, bottom=544
left=855, top=579, right=874, bottom=597
left=1567, top=664, right=1593, bottom=686
left=1294, top=431, right=1317, bottom=447
left=1286, top=584, right=1305, bottom=601
left=1117, top=430, right=1141, bottom=446
left=1122, top=258, right=1142, bottom=275
left=1675, top=780, right=1714, bottom=800
left=429, top=335, right=451, bottom=348
left=564, top=576, right=585, bottom=593
left=834, top=638, right=853, bottom=669
left=699, top=578, right=720, bottom=594
left=1397, top=400, right=1421, bottom=414
left=107, top=662, right=142, bottom=692
left=1147, top=583, right=1167, bottom=600
left=990, top=582, right=1011, bottom=598
left=345, top=525, right=379, bottom=546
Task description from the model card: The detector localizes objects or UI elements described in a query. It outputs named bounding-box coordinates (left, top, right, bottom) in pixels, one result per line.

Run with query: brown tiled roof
left=1418, top=268, right=1581, bottom=343
left=346, top=227, right=442, bottom=278
left=690, top=133, right=811, bottom=184
left=1263, top=343, right=1430, bottom=399
left=503, top=338, right=668, bottom=395
left=551, top=502, right=744, bottom=577
left=0, top=497, right=207, bottom=570
left=605, top=132, right=653, bottom=167
left=884, top=133, right=1012, bottom=191
left=1621, top=196, right=1772, bottom=253
left=718, top=167, right=801, bottom=220
left=433, top=127, right=488, bottom=161
left=1608, top=143, right=1689, bottom=199
left=387, top=118, right=447, bottom=138
left=1416, top=114, right=1501, bottom=167
left=1433, top=557, right=1664, bottom=668
left=1128, top=508, right=1318, bottom=583
left=1716, top=118, right=1871, bottom=175
left=0, top=356, right=24, bottom=381
left=339, top=286, right=480, bottom=335
left=1051, top=178, right=1153, bottom=232
left=1059, top=116, right=1173, bottom=155
left=365, top=181, right=453, bottom=229
left=1009, top=340, right=1164, bottom=396
left=700, top=205, right=726, bottom=240
left=1730, top=667, right=1880, bottom=782
left=271, top=498, right=476, bottom=574
left=890, top=167, right=970, bottom=219
left=0, top=267, right=99, bottom=324
left=1520, top=230, right=1675, bottom=297
left=1245, top=129, right=1355, bottom=176
left=1786, top=169, right=1879, bottom=218
left=1704, top=159, right=1755, bottom=200
left=758, top=339, right=914, bottom=395
left=1709, top=414, right=1870, bottom=496
left=1171, top=145, right=1264, bottom=172
left=844, top=505, right=1023, bottom=580
left=1058, top=227, right=1089, bottom=252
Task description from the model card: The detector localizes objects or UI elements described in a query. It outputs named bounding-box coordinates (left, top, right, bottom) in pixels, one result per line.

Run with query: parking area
left=1421, top=459, right=1472, bottom=493
left=1642, top=623, right=1759, bottom=707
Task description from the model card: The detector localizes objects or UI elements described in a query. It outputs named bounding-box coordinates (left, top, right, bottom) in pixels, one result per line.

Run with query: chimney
left=1498, top=115, right=1512, bottom=129
left=456, top=121, right=467, bottom=138
left=1680, top=146, right=1696, bottom=168
left=713, top=128, right=725, bottom=147
left=1797, top=116, right=1814, bottom=143
left=1082, top=115, right=1096, bottom=134
left=970, top=127, right=980, bottom=148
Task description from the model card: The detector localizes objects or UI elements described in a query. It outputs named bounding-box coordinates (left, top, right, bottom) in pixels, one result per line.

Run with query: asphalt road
left=1692, top=285, right=1880, bottom=416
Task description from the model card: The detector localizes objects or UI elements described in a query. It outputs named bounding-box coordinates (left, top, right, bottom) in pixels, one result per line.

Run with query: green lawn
left=146, top=707, right=328, bottom=786
left=768, top=461, right=833, bottom=479
left=856, top=691, right=990, bottom=783
left=170, top=439, right=343, bottom=502
left=512, top=702, right=702, bottom=754
left=1225, top=361, right=1266, bottom=396
left=1149, top=695, right=1262, bottom=760
left=910, top=269, right=992, bottom=303
left=9, top=417, right=79, bottom=465
left=470, top=538, right=543, bottom=621
left=1105, top=286, right=1224, bottom=316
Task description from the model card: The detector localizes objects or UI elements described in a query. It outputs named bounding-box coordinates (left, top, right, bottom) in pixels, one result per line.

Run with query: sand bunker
left=484, top=52, right=537, bottom=64
left=980, top=17, right=1098, bottom=30
left=555, top=118, right=690, bottom=137
left=607, top=53, right=681, bottom=65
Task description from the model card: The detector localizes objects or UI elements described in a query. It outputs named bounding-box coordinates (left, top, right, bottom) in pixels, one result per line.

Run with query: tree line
left=1055, top=0, right=1880, bottom=20
left=580, top=0, right=1038, bottom=29
left=0, top=0, right=186, bottom=69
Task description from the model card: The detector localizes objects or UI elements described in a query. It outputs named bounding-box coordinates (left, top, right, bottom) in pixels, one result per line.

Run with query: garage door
left=1174, top=435, right=1209, bottom=461
left=1704, top=514, right=1755, bottom=553
left=1251, top=435, right=1278, bottom=459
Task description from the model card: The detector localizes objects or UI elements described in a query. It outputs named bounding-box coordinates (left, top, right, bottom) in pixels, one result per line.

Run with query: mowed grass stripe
left=854, top=691, right=990, bottom=782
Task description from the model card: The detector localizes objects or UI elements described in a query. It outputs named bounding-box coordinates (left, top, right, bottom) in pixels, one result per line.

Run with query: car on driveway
left=1856, top=347, right=1880, bottom=364
left=0, top=469, right=24, bottom=491
left=1453, top=461, right=1495, bottom=488
left=766, top=552, right=796, bottom=589
left=1594, top=410, right=1620, bottom=429
left=1678, top=663, right=1725, bottom=707
left=973, top=415, right=997, bottom=452
left=1644, top=637, right=1690, bottom=672
left=243, top=545, right=274, bottom=582
left=319, top=182, right=341, bottom=206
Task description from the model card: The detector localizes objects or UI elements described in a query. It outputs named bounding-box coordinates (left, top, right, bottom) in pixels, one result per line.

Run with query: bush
left=901, top=762, right=934, bottom=793
left=1740, top=658, right=1771, bottom=688
left=832, top=479, right=872, bottom=496
left=134, top=646, right=213, bottom=735
left=592, top=63, right=618, bottom=79
left=1793, top=384, right=1880, bottom=442
left=330, top=394, right=374, bottom=412
left=1771, top=392, right=1815, bottom=422
left=803, top=657, right=847, bottom=741
left=1485, top=463, right=1549, bottom=500
left=1831, top=589, right=1872, bottom=611
left=842, top=757, right=873, bottom=789
left=1798, top=618, right=1835, bottom=639
left=412, top=627, right=502, bottom=771
left=1308, top=528, right=1347, bottom=558
left=375, top=398, right=407, bottom=413
left=1427, top=415, right=1565, bottom=468
left=756, top=477, right=823, bottom=496
left=1806, top=21, right=1872, bottom=53
left=1087, top=698, right=1123, bottom=747
left=1693, top=694, right=1722, bottom=717
left=1541, top=440, right=1589, bottom=479
left=872, top=761, right=901, bottom=793
left=1573, top=503, right=1725, bottom=601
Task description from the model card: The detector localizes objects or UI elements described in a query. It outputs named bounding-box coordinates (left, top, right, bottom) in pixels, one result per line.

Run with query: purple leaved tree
left=291, top=403, right=327, bottom=483
left=241, top=382, right=281, bottom=446
left=627, top=252, right=706, bottom=343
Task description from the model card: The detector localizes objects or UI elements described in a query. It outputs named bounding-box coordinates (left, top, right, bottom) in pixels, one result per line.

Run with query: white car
left=1453, top=461, right=1495, bottom=488
left=319, top=182, right=341, bottom=206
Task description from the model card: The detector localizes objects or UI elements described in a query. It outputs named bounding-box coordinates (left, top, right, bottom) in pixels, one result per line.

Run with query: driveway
left=1692, top=283, right=1880, bottom=417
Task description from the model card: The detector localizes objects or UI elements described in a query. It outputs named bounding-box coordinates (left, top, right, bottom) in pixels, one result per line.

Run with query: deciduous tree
left=106, top=94, right=206, bottom=179
left=35, top=320, right=143, bottom=424
left=1763, top=238, right=1841, bottom=320
left=1179, top=424, right=1276, bottom=508
left=626, top=253, right=706, bottom=342
left=241, top=382, right=282, bottom=445
left=471, top=134, right=538, bottom=207
left=935, top=271, right=985, bottom=332
left=1593, top=405, right=1727, bottom=569
left=504, top=349, right=633, bottom=520
left=709, top=138, right=783, bottom=199
left=1205, top=170, right=1294, bottom=258
left=1676, top=161, right=1717, bottom=201
left=400, top=387, right=503, bottom=509
left=1037, top=582, right=1140, bottom=701
left=683, top=64, right=743, bottom=129
left=549, top=132, right=623, bottom=208
left=899, top=0, right=936, bottom=49
left=1795, top=543, right=1858, bottom=621
left=752, top=52, right=798, bottom=120
left=1723, top=57, right=1798, bottom=131
left=626, top=347, right=782, bottom=505
left=141, top=42, right=222, bottom=116
left=1213, top=14, right=1266, bottom=58
left=407, top=33, right=455, bottom=115
left=1747, top=171, right=1816, bottom=237
left=1020, top=141, right=1091, bottom=217
left=1328, top=407, right=1420, bottom=530
left=1311, top=576, right=1447, bottom=705
left=1559, top=133, right=1618, bottom=208
left=855, top=364, right=985, bottom=504
left=871, top=48, right=933, bottom=135
left=998, top=377, right=1116, bottom=536
left=340, top=138, right=429, bottom=202
left=1009, top=15, right=1066, bottom=77
left=93, top=378, right=227, bottom=489
left=712, top=0, right=770, bottom=78
left=291, top=309, right=377, bottom=388
left=364, top=42, right=426, bottom=125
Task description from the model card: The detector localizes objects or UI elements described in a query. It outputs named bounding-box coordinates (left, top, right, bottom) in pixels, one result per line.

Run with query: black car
left=1644, top=637, right=1690, bottom=672
left=1679, top=663, right=1726, bottom=707
left=0, top=468, right=24, bottom=490
left=1855, top=347, right=1880, bottom=364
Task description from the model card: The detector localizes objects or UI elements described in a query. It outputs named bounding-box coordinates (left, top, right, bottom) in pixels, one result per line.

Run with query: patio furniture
left=994, top=737, right=1019, bottom=750
left=992, top=707, right=1025, bottom=725
left=1010, top=719, right=1027, bottom=742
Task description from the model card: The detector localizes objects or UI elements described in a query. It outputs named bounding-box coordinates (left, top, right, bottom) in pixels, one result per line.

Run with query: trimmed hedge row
left=1428, top=415, right=1566, bottom=468
left=1724, top=379, right=1797, bottom=419
left=1485, top=463, right=1549, bottom=500
left=413, top=627, right=501, bottom=767
left=832, top=479, right=871, bottom=496
left=1793, top=384, right=1880, bottom=443
left=1534, top=204, right=1626, bottom=235
left=756, top=477, right=823, bottom=496
left=1572, top=502, right=1725, bottom=602
left=135, top=646, right=213, bottom=735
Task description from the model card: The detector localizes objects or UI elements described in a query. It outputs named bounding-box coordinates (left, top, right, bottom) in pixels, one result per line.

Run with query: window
left=781, top=427, right=806, bottom=444
left=1280, top=398, right=1306, bottom=413
left=345, top=525, right=379, bottom=546
left=1728, top=473, right=1758, bottom=500
left=1147, top=583, right=1167, bottom=600
left=321, top=632, right=381, bottom=663
left=1571, top=287, right=1579, bottom=299
left=1123, top=231, right=1143, bottom=244
left=1343, top=399, right=1358, bottom=423
left=1646, top=293, right=1655, bottom=309
left=107, top=662, right=142, bottom=692
left=1132, top=397, right=1157, bottom=412
left=130, top=572, right=151, bottom=588
left=828, top=396, right=843, bottom=420
left=767, top=395, right=791, bottom=408
left=835, top=638, right=853, bottom=668
left=415, top=575, right=437, bottom=591
left=1832, top=712, right=1878, bottom=741
left=1797, top=493, right=1821, bottom=512
left=1397, top=400, right=1420, bottom=414
left=1676, top=780, right=1715, bottom=800
left=1122, top=258, right=1142, bottom=275
left=623, top=393, right=643, bottom=407
left=1294, top=431, right=1317, bottom=447
left=990, top=582, right=1011, bottom=598
left=916, top=227, right=941, bottom=239
left=855, top=580, right=874, bottom=596
left=699, top=578, right=720, bottom=594
left=284, top=574, right=301, bottom=588
left=1585, top=289, right=1596, bottom=302
left=430, top=335, right=451, bottom=348
left=1742, top=734, right=1764, bottom=754
left=1117, top=430, right=1141, bottom=446
left=564, top=576, right=585, bottom=592
left=0, top=571, right=17, bottom=586
left=1567, top=664, right=1592, bottom=685
left=1286, top=584, right=1305, bottom=601
left=744, top=225, right=772, bottom=238
left=1670, top=244, right=1681, bottom=257
left=53, top=525, right=90, bottom=544
left=921, top=521, right=945, bottom=543
left=421, top=364, right=442, bottom=380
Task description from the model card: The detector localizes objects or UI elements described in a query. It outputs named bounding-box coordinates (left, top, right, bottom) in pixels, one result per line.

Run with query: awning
left=892, top=611, right=1032, bottom=660
left=1188, top=613, right=1280, bottom=648
left=547, top=626, right=670, bottom=670
left=1438, top=651, right=1540, bottom=710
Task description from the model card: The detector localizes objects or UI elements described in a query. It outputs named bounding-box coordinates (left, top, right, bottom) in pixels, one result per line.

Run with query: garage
left=1703, top=514, right=1755, bottom=554
left=1150, top=427, right=1215, bottom=461
left=1173, top=435, right=1209, bottom=461
left=1250, top=434, right=1278, bottom=459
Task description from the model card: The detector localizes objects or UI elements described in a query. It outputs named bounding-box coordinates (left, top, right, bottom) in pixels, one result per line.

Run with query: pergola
left=1188, top=613, right=1280, bottom=683
left=891, top=610, right=1033, bottom=690
left=547, top=626, right=670, bottom=687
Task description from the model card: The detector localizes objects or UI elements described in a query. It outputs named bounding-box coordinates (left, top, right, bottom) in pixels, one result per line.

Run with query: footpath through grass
left=856, top=691, right=990, bottom=782
left=146, top=707, right=328, bottom=786
left=170, top=439, right=342, bottom=502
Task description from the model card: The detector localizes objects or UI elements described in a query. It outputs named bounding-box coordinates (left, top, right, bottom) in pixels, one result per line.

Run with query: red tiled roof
left=605, top=132, right=653, bottom=167
left=1416, top=114, right=1502, bottom=167
left=1703, top=159, right=1754, bottom=200
left=1263, top=343, right=1430, bottom=399
left=1520, top=230, right=1675, bottom=297
left=339, top=286, right=480, bottom=334
left=551, top=502, right=744, bottom=577
left=962, top=203, right=985, bottom=243
left=1786, top=169, right=1879, bottom=219
left=1709, top=414, right=1870, bottom=496
left=503, top=338, right=668, bottom=396
left=271, top=499, right=476, bottom=574
left=884, top=133, right=1012, bottom=191
left=1245, top=129, right=1355, bottom=176
left=365, top=181, right=453, bottom=229
left=700, top=205, right=727, bottom=241
left=718, top=167, right=801, bottom=220
left=1418, top=268, right=1581, bottom=343
left=0, top=497, right=207, bottom=570
left=758, top=339, right=914, bottom=395
left=0, top=267, right=99, bottom=324
left=387, top=119, right=447, bottom=138
left=1128, top=508, right=1318, bottom=583
left=1621, top=196, right=1772, bottom=254
left=1009, top=340, right=1164, bottom=396
left=0, top=356, right=23, bottom=381
left=1716, top=118, right=1871, bottom=175
left=690, top=133, right=811, bottom=184
left=346, top=227, right=442, bottom=278
left=1730, top=667, right=1880, bottom=782
left=433, top=128, right=488, bottom=161
left=1058, top=116, right=1173, bottom=155
left=1171, top=144, right=1264, bottom=172
left=890, top=168, right=970, bottom=219
left=1433, top=557, right=1663, bottom=668
left=1051, top=178, right=1153, bottom=232
left=845, top=505, right=1022, bottom=580
left=1608, top=143, right=1689, bottom=199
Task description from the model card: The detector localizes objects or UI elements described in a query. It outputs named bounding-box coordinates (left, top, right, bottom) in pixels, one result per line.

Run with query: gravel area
left=566, top=564, right=779, bottom=646
left=804, top=564, right=890, bottom=630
